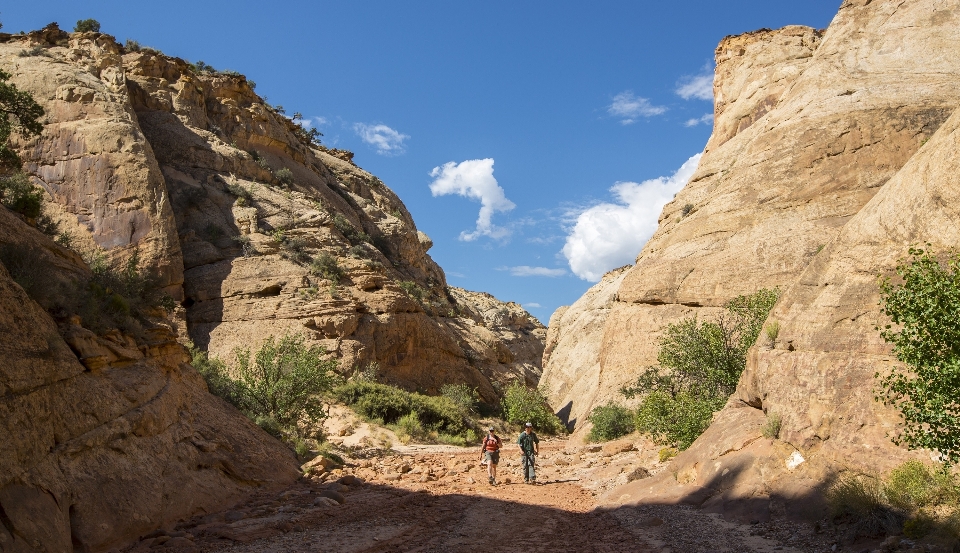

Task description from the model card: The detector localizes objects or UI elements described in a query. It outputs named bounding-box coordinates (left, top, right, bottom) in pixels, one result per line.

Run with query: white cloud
left=428, top=158, right=515, bottom=241
left=607, top=91, right=667, bottom=125
left=685, top=113, right=713, bottom=127
left=353, top=123, right=409, bottom=155
left=676, top=73, right=714, bottom=101
left=524, top=302, right=543, bottom=308
left=561, top=153, right=702, bottom=281
left=506, top=266, right=567, bottom=277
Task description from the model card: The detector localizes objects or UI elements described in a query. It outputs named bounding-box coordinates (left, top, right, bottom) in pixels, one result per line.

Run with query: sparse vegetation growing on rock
left=275, top=167, right=294, bottom=186
left=761, top=412, right=781, bottom=439
left=826, top=461, right=960, bottom=543
left=622, top=288, right=779, bottom=450
left=310, top=253, right=344, bottom=282
left=877, top=247, right=960, bottom=464
left=0, top=171, right=43, bottom=219
left=0, top=69, right=44, bottom=171
left=73, top=19, right=101, bottom=33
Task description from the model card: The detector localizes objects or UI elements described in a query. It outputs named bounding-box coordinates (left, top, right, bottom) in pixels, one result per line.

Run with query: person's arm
left=534, top=434, right=540, bottom=455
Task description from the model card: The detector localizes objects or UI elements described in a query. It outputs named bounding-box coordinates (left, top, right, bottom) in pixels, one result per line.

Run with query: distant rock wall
left=544, top=0, right=960, bottom=519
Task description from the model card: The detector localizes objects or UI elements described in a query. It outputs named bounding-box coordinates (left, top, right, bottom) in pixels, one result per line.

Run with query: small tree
left=233, top=333, right=338, bottom=438
left=500, top=381, right=564, bottom=434
left=74, top=19, right=101, bottom=33
left=622, top=288, right=779, bottom=449
left=877, top=247, right=960, bottom=464
left=0, top=69, right=45, bottom=171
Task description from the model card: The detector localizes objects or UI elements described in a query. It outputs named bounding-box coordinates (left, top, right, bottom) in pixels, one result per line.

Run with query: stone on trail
left=314, top=496, right=340, bottom=507
left=318, top=490, right=345, bottom=504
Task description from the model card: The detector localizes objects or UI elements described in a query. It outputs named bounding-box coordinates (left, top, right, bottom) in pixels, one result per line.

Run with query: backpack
left=483, top=434, right=501, bottom=451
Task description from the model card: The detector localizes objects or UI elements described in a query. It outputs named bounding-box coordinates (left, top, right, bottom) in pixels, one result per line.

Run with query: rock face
left=0, top=207, right=301, bottom=552
left=546, top=0, right=960, bottom=518
left=0, top=26, right=544, bottom=403
left=0, top=24, right=545, bottom=551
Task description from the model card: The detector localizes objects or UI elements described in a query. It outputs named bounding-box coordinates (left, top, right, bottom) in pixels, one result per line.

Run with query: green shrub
left=74, top=19, right=101, bottom=33
left=275, top=167, right=294, bottom=186
left=399, top=280, right=426, bottom=302
left=189, top=343, right=242, bottom=407
left=826, top=473, right=902, bottom=537
left=124, top=39, right=141, bottom=52
left=587, top=403, right=634, bottom=442
left=886, top=461, right=958, bottom=511
left=622, top=288, right=779, bottom=450
left=232, top=234, right=256, bottom=257
left=331, top=213, right=370, bottom=245
left=333, top=380, right=470, bottom=438
left=658, top=447, right=678, bottom=463
left=17, top=46, right=48, bottom=58
left=500, top=381, right=564, bottom=434
left=310, top=253, right=343, bottom=282
left=634, top=391, right=722, bottom=450
left=440, top=383, right=479, bottom=414
left=0, top=69, right=44, bottom=172
left=761, top=412, right=781, bottom=439
left=191, top=60, right=216, bottom=74
left=0, top=172, right=43, bottom=219
left=233, top=333, right=338, bottom=438
left=226, top=182, right=252, bottom=203
left=877, top=247, right=960, bottom=463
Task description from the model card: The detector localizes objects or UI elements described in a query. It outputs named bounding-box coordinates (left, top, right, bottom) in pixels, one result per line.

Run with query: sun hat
left=525, top=422, right=533, bottom=427
left=488, top=426, right=495, bottom=431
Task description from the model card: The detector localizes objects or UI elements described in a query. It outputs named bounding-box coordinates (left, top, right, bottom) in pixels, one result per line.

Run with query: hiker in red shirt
left=480, top=426, right=502, bottom=485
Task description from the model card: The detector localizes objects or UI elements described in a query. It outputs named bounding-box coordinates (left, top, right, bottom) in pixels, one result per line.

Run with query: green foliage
left=310, top=253, right=343, bottom=282
left=440, top=383, right=479, bottom=414
left=761, top=412, right=781, bottom=439
left=0, top=245, right=174, bottom=336
left=658, top=447, right=678, bottom=463
left=124, top=39, right=141, bottom=52
left=877, top=247, right=960, bottom=464
left=18, top=46, right=49, bottom=58
left=826, top=461, right=960, bottom=543
left=73, top=19, right=101, bottom=33
left=399, top=280, right=426, bottom=302
left=0, top=69, right=45, bottom=171
left=0, top=171, right=42, bottom=218
left=680, top=203, right=693, bottom=217
left=189, top=343, right=242, bottom=406
left=291, top=113, right=322, bottom=147
left=622, top=288, right=779, bottom=450
left=333, top=380, right=470, bottom=438
left=274, top=167, right=294, bottom=186
left=232, top=234, right=256, bottom=257
left=191, top=60, right=216, bottom=74
left=281, top=236, right=310, bottom=264
left=764, top=320, right=780, bottom=346
left=226, top=182, right=252, bottom=203
left=331, top=213, right=370, bottom=245
left=587, top=403, right=634, bottom=442
left=232, top=334, right=338, bottom=437
left=500, top=381, right=564, bottom=434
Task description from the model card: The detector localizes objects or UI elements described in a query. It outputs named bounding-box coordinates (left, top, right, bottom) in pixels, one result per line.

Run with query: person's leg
left=491, top=459, right=498, bottom=483
left=523, top=455, right=531, bottom=482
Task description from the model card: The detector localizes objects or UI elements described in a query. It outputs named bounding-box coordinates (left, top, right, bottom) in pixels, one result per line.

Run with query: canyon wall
left=542, top=0, right=960, bottom=518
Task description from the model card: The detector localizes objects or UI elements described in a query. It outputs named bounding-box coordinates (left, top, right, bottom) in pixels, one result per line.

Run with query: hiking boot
left=488, top=477, right=494, bottom=485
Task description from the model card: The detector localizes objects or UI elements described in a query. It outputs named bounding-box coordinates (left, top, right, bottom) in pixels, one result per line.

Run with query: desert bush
left=761, top=412, right=782, bottom=439
left=189, top=343, right=242, bottom=406
left=17, top=46, right=48, bottom=58
left=333, top=380, right=470, bottom=438
left=826, top=473, right=903, bottom=538
left=764, top=320, right=780, bottom=346
left=349, top=244, right=369, bottom=259
left=500, top=381, right=564, bottom=434
left=587, top=403, right=634, bottom=442
left=124, top=39, right=141, bottom=52
left=191, top=60, right=216, bottom=74
left=232, top=333, right=339, bottom=438
left=876, top=246, right=960, bottom=463
left=681, top=203, right=694, bottom=217
left=826, top=461, right=960, bottom=543
left=275, top=167, right=294, bottom=186
left=399, top=280, right=426, bottom=302
left=232, top=234, right=256, bottom=257
left=281, top=236, right=311, bottom=264
left=331, top=213, right=370, bottom=245
left=0, top=171, right=43, bottom=219
left=440, top=383, right=479, bottom=414
left=74, top=19, right=101, bottom=33
left=622, top=288, right=779, bottom=450
left=658, top=447, right=678, bottom=463
left=310, top=253, right=343, bottom=282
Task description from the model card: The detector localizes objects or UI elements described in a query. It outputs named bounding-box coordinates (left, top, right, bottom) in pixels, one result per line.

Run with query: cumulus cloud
left=505, top=266, right=567, bottom=277
left=354, top=123, right=409, bottom=155
left=685, top=113, right=713, bottom=127
left=295, top=115, right=328, bottom=128
left=428, top=158, right=515, bottom=241
left=561, top=153, right=703, bottom=281
left=607, top=91, right=667, bottom=124
left=676, top=73, right=714, bottom=101
left=524, top=302, right=542, bottom=308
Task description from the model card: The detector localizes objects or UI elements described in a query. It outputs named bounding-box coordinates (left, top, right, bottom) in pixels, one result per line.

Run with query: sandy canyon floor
left=120, top=438, right=862, bottom=553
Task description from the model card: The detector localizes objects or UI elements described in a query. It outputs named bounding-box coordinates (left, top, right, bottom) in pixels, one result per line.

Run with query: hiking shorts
left=484, top=451, right=500, bottom=465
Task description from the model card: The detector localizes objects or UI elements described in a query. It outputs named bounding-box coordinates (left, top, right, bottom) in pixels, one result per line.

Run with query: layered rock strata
left=543, top=0, right=960, bottom=518
left=0, top=25, right=544, bottom=402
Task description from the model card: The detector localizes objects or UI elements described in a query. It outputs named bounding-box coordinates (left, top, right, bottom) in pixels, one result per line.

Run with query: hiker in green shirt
left=517, top=422, right=539, bottom=484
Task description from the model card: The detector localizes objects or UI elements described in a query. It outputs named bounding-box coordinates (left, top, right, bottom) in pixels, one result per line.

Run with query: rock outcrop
left=544, top=0, right=960, bottom=519
left=0, top=207, right=301, bottom=552
left=0, top=25, right=544, bottom=403
left=0, top=23, right=545, bottom=551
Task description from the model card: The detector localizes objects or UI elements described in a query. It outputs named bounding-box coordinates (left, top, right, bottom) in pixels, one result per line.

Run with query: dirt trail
left=125, top=440, right=840, bottom=553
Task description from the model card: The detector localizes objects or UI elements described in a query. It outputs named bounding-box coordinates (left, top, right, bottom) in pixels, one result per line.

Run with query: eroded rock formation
left=543, top=0, right=960, bottom=519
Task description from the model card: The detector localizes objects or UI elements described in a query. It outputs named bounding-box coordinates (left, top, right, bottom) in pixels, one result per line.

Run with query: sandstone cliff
left=0, top=25, right=544, bottom=401
left=0, top=23, right=545, bottom=551
left=543, top=0, right=960, bottom=518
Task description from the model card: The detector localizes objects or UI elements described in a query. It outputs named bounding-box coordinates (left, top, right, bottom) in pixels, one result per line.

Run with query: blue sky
left=4, top=1, right=840, bottom=323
